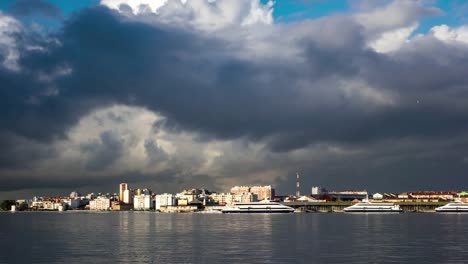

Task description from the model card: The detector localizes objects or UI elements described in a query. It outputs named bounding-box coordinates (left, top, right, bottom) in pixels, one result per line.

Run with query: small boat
left=222, top=200, right=294, bottom=213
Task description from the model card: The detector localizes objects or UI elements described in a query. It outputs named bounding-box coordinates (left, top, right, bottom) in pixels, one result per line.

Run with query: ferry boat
left=435, top=201, right=468, bottom=212
left=344, top=199, right=402, bottom=213
left=222, top=200, right=294, bottom=213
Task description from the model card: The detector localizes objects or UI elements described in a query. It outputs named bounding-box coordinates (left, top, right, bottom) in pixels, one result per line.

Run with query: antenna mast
left=296, top=172, right=300, bottom=197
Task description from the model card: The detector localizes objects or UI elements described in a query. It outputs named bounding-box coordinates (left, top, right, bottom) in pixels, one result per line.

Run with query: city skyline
left=2, top=0, right=468, bottom=199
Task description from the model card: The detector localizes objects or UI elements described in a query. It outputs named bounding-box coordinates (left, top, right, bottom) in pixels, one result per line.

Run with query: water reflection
left=2, top=213, right=468, bottom=263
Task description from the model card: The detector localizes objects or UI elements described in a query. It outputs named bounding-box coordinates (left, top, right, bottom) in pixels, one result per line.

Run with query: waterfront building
left=69, top=191, right=81, bottom=199
left=177, top=199, right=189, bottom=206
left=296, top=196, right=317, bottom=202
left=155, top=193, right=176, bottom=210
left=31, top=200, right=65, bottom=210
left=311, top=186, right=321, bottom=195
left=311, top=186, right=328, bottom=195
left=89, top=197, right=111, bottom=210
left=176, top=192, right=198, bottom=204
left=383, top=193, right=398, bottom=199
left=230, top=185, right=274, bottom=201
left=407, top=191, right=456, bottom=201
left=373, top=193, right=383, bottom=200
left=135, top=189, right=143, bottom=196
left=328, top=191, right=368, bottom=201
left=459, top=192, right=468, bottom=202
left=111, top=201, right=120, bottom=210
left=230, top=186, right=250, bottom=194
left=119, top=183, right=128, bottom=202
left=133, top=194, right=153, bottom=210
left=210, top=193, right=257, bottom=205
left=398, top=193, right=409, bottom=199
left=123, top=189, right=133, bottom=204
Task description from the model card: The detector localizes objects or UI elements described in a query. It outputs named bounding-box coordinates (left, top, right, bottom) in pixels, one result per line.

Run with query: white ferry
left=344, top=199, right=402, bottom=213
left=435, top=201, right=468, bottom=212
left=222, top=200, right=294, bottom=213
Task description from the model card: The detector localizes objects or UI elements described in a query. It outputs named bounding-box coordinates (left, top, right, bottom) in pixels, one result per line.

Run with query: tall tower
left=296, top=172, right=300, bottom=197
left=119, top=183, right=128, bottom=203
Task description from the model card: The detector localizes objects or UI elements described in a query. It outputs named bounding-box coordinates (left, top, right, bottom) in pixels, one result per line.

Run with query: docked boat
left=344, top=199, right=402, bottom=213
left=435, top=201, right=468, bottom=212
left=222, top=200, right=294, bottom=213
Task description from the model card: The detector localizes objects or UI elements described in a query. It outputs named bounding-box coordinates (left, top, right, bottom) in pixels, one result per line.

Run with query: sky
left=1, top=0, right=468, bottom=199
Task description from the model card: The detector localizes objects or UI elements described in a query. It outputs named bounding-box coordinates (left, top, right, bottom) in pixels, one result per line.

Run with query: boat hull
left=344, top=209, right=402, bottom=213
left=222, top=201, right=295, bottom=213
left=436, top=209, right=468, bottom=212
left=222, top=209, right=294, bottom=213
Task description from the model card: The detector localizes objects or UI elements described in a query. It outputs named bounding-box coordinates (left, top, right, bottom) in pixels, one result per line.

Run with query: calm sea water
left=1, top=212, right=467, bottom=263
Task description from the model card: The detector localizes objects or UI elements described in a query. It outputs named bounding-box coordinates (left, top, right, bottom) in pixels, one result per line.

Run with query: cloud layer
left=1, top=0, right=468, bottom=198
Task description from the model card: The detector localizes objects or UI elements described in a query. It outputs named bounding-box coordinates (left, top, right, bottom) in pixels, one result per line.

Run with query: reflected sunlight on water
left=1, top=212, right=468, bottom=263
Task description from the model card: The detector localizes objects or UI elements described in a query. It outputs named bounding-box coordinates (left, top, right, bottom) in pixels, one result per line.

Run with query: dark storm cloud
left=144, top=139, right=168, bottom=163
left=1, top=4, right=468, bottom=194
left=0, top=132, right=55, bottom=169
left=0, top=170, right=175, bottom=193
left=6, top=7, right=467, bottom=150
left=80, top=130, right=124, bottom=170
left=0, top=168, right=219, bottom=198
left=7, top=0, right=63, bottom=19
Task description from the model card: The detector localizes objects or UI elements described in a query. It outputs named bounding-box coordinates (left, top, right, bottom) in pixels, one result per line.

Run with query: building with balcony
left=134, top=194, right=153, bottom=210
left=210, top=193, right=257, bottom=205
left=89, top=197, right=111, bottom=210
left=155, top=193, right=176, bottom=210
left=230, top=185, right=274, bottom=201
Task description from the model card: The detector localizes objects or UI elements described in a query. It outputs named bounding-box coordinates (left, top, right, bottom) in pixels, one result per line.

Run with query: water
left=1, top=212, right=467, bottom=263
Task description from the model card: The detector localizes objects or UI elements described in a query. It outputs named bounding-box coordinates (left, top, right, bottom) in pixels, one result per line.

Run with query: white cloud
left=355, top=0, right=442, bottom=53
left=0, top=11, right=22, bottom=70
left=100, top=0, right=168, bottom=14
left=9, top=104, right=366, bottom=193
left=368, top=23, right=418, bottom=53
left=241, top=0, right=274, bottom=26
left=355, top=0, right=441, bottom=34
left=100, top=0, right=274, bottom=31
left=430, top=24, right=468, bottom=44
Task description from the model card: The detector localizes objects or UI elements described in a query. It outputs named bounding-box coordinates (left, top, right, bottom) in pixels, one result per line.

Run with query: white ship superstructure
left=344, top=199, right=402, bottom=213
left=222, top=200, right=294, bottom=213
left=435, top=201, right=468, bottom=212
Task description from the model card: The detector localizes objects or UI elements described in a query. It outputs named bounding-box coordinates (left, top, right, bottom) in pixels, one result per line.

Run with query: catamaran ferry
left=222, top=200, right=294, bottom=213
left=435, top=201, right=468, bottom=212
left=344, top=199, right=402, bottom=213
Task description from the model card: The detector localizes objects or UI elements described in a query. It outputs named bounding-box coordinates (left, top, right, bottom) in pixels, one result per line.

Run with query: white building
left=210, top=193, right=257, bottom=205
left=230, top=185, right=274, bottom=200
left=155, top=193, right=176, bottom=210
left=312, top=186, right=327, bottom=195
left=175, top=192, right=198, bottom=204
left=297, top=196, right=317, bottom=202
left=373, top=193, right=384, bottom=200
left=123, top=189, right=133, bottom=204
left=133, top=194, right=153, bottom=210
left=89, top=197, right=111, bottom=210
left=69, top=191, right=81, bottom=199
